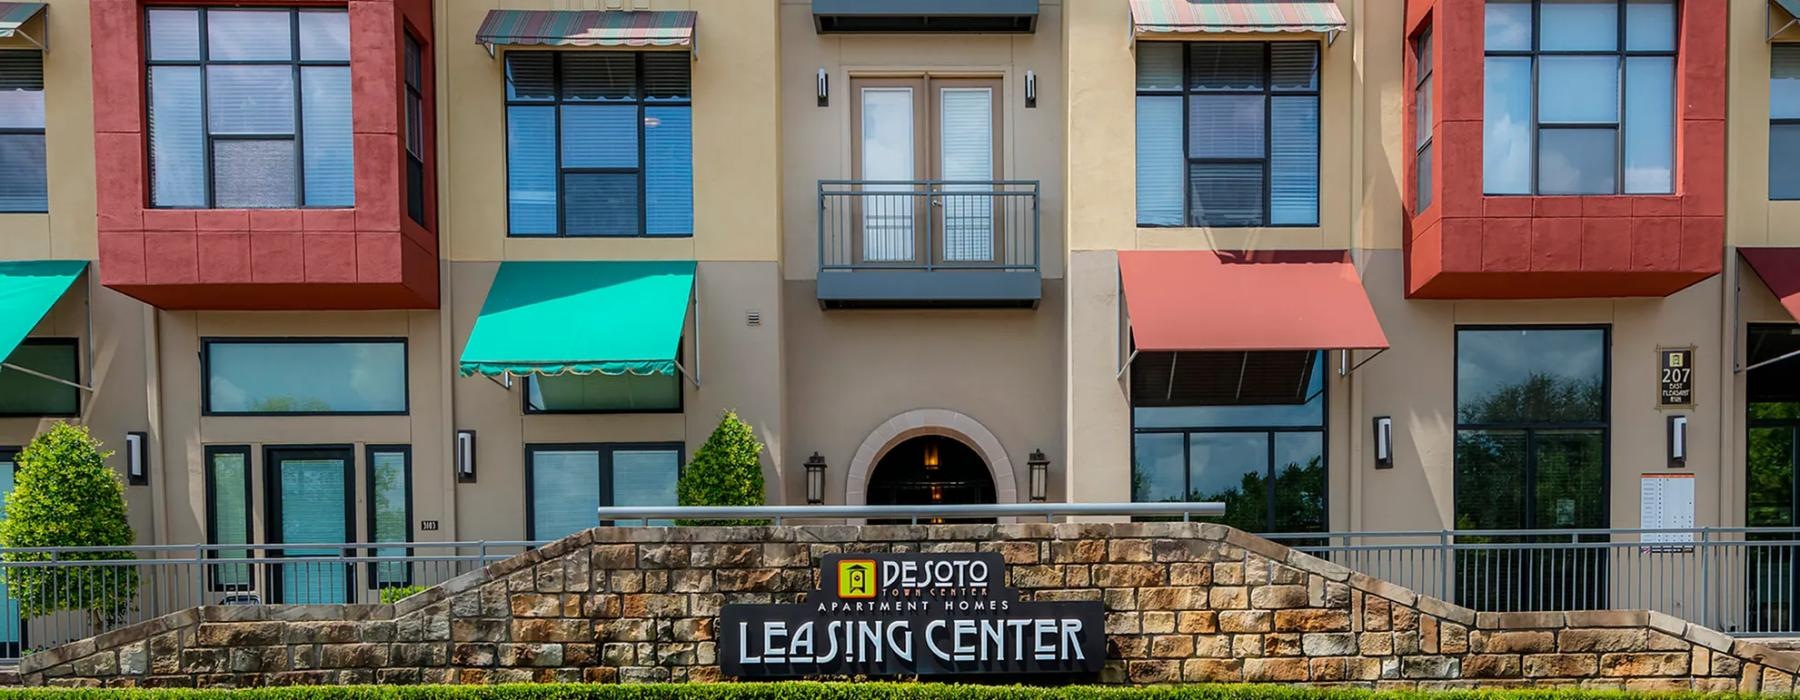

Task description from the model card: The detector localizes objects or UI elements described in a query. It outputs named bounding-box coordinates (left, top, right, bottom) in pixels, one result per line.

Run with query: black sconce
left=125, top=431, right=148, bottom=485
left=1025, top=70, right=1037, bottom=108
left=1027, top=449, right=1049, bottom=502
left=1668, top=415, right=1687, bottom=469
left=817, top=69, right=829, bottom=107
left=456, top=430, right=477, bottom=482
left=1373, top=417, right=1393, bottom=469
left=805, top=452, right=827, bottom=505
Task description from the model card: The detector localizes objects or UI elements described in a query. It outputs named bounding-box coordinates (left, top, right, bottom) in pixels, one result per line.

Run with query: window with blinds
left=504, top=52, right=693, bottom=237
left=526, top=444, right=682, bottom=539
left=404, top=34, right=426, bottom=225
left=1414, top=28, right=1433, bottom=212
left=0, top=51, right=44, bottom=213
left=145, top=8, right=354, bottom=209
left=204, top=446, right=252, bottom=591
left=1774, top=44, right=1800, bottom=200
left=1136, top=41, right=1320, bottom=228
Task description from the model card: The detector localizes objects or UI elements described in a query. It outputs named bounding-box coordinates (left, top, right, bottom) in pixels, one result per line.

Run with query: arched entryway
left=844, top=409, right=1019, bottom=507
left=865, top=435, right=996, bottom=509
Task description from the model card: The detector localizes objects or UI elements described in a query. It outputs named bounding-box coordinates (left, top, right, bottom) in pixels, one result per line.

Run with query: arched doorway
left=866, top=436, right=996, bottom=522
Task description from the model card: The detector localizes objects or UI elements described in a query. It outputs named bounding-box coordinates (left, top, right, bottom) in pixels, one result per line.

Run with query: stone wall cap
left=1475, top=611, right=1566, bottom=629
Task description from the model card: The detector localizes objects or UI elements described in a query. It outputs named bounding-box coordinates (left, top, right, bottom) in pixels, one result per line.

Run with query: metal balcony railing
left=818, top=180, right=1039, bottom=272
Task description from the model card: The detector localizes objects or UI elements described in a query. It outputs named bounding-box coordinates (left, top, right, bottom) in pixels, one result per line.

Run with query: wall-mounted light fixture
left=805, top=452, right=827, bottom=505
left=125, top=431, right=148, bottom=485
left=456, top=430, right=477, bottom=482
left=1373, top=417, right=1394, bottom=469
left=922, top=440, right=939, bottom=471
left=1027, top=449, right=1049, bottom=502
left=817, top=68, right=829, bottom=107
left=1668, top=415, right=1688, bottom=469
left=1025, top=70, right=1036, bottom=108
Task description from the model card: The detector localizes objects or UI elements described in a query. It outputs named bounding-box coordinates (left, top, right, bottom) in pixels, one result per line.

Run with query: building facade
left=0, top=0, right=1791, bottom=618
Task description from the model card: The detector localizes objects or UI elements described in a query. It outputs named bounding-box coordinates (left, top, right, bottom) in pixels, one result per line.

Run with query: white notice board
left=1640, top=473, right=1695, bottom=546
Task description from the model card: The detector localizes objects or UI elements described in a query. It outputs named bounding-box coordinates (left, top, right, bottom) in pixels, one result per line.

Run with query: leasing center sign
left=720, top=552, right=1105, bottom=678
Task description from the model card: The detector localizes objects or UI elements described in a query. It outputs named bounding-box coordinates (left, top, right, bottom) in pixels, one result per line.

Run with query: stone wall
left=19, top=522, right=1800, bottom=690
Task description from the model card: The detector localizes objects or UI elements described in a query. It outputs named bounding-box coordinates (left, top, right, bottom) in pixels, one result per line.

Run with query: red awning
left=1119, top=249, right=1388, bottom=352
left=1742, top=247, right=1800, bottom=322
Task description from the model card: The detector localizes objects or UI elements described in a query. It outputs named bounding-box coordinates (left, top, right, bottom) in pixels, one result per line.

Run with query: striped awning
left=1130, top=0, right=1346, bottom=36
left=0, top=3, right=46, bottom=49
left=475, top=10, right=696, bottom=52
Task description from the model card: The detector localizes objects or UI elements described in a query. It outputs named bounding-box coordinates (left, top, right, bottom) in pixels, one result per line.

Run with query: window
left=0, top=51, right=45, bottom=213
left=1482, top=0, right=1675, bottom=195
left=504, top=52, right=693, bottom=236
left=1130, top=351, right=1326, bottom=533
left=404, top=33, right=427, bottom=224
left=146, top=8, right=353, bottom=208
left=203, top=339, right=407, bottom=415
left=1773, top=45, right=1800, bottom=199
left=526, top=444, right=682, bottom=539
left=0, top=339, right=77, bottom=416
left=265, top=446, right=353, bottom=604
left=1136, top=41, right=1320, bottom=228
left=205, top=445, right=252, bottom=591
left=367, top=446, right=411, bottom=589
left=525, top=371, right=682, bottom=414
left=1746, top=325, right=1800, bottom=631
left=1414, top=28, right=1434, bottom=212
left=1454, top=326, right=1609, bottom=610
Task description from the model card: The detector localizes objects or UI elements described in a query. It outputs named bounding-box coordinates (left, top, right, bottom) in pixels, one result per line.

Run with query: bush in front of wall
left=0, top=422, right=139, bottom=630
left=675, top=410, right=768, bottom=526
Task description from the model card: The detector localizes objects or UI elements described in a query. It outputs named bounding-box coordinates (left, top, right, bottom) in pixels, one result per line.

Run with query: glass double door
left=266, top=447, right=353, bottom=604
left=852, top=77, right=1001, bottom=265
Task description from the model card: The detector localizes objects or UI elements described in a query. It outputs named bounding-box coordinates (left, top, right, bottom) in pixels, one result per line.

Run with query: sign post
left=720, top=552, right=1106, bottom=678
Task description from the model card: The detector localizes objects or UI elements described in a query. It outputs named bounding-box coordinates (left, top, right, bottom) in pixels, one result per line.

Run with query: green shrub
left=0, top=423, right=138, bottom=628
left=377, top=585, right=429, bottom=605
left=0, top=682, right=1756, bottom=700
left=675, top=410, right=767, bottom=526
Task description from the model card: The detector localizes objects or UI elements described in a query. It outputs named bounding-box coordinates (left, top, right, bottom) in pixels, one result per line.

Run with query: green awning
left=458, top=260, right=696, bottom=378
left=0, top=260, right=83, bottom=364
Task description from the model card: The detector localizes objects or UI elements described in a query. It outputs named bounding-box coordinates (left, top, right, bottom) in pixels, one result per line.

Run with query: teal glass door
left=267, top=448, right=352, bottom=604
left=0, top=452, right=20, bottom=653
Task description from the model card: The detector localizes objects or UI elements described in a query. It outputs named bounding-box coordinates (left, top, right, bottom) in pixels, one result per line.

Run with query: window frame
left=500, top=50, right=693, bottom=238
left=1135, top=40, right=1322, bottom=229
left=0, top=445, right=25, bottom=655
left=364, top=444, right=413, bottom=590
left=0, top=337, right=81, bottom=418
left=143, top=6, right=353, bottom=209
left=0, top=49, right=46, bottom=214
left=203, top=444, right=254, bottom=593
left=1127, top=349, right=1330, bottom=533
left=1451, top=324, right=1612, bottom=530
left=521, top=341, right=686, bottom=415
left=1772, top=44, right=1800, bottom=201
left=403, top=31, right=427, bottom=224
left=522, top=442, right=685, bottom=540
left=199, top=337, right=410, bottom=417
left=1413, top=26, right=1434, bottom=212
left=1482, top=0, right=1678, bottom=196
left=261, top=443, right=357, bottom=604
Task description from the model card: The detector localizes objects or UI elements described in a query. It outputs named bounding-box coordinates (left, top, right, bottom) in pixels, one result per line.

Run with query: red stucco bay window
left=1402, top=0, right=1724, bottom=299
left=91, top=0, right=437, bottom=310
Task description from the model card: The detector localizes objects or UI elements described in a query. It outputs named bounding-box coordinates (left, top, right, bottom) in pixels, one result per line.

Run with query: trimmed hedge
left=0, top=684, right=1749, bottom=700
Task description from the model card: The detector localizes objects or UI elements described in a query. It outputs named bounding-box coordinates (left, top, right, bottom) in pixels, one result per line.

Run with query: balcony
left=816, top=180, right=1040, bottom=309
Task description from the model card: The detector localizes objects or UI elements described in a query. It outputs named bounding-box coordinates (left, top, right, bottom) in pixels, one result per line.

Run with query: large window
left=1136, top=41, right=1320, bottom=228
left=0, top=51, right=45, bottom=213
left=404, top=33, right=427, bottom=224
left=504, top=52, right=693, bottom=237
left=1482, top=0, right=1675, bottom=195
left=1130, top=351, right=1326, bottom=533
left=1454, top=326, right=1608, bottom=610
left=525, top=371, right=681, bottom=414
left=367, top=446, right=411, bottom=589
left=203, top=339, right=407, bottom=415
left=526, top=444, right=681, bottom=540
left=1746, top=325, right=1800, bottom=632
left=1773, top=45, right=1800, bottom=200
left=205, top=445, right=252, bottom=591
left=1414, top=28, right=1434, bottom=212
left=146, top=7, right=354, bottom=208
left=0, top=339, right=78, bottom=417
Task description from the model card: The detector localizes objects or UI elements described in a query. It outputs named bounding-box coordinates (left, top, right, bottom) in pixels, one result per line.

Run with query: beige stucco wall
left=1728, top=0, right=1800, bottom=246
left=0, top=0, right=95, bottom=261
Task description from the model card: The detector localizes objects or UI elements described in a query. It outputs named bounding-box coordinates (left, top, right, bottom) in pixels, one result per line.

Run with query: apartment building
left=0, top=0, right=1789, bottom=623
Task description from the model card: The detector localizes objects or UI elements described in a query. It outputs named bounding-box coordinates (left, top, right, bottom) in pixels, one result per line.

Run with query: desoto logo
left=837, top=560, right=875, bottom=599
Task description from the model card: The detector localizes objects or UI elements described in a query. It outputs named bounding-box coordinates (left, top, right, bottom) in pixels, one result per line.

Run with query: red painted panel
left=1529, top=217, right=1581, bottom=272
left=89, top=0, right=437, bottom=310
left=1480, top=217, right=1530, bottom=272
left=1579, top=218, right=1632, bottom=272
left=1628, top=217, right=1682, bottom=271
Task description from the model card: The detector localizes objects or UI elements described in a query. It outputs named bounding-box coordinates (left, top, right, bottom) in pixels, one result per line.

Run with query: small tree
left=676, top=411, right=767, bottom=526
left=0, top=423, right=138, bottom=629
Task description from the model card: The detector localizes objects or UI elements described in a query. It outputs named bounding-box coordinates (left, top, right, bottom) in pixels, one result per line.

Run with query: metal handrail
left=817, top=179, right=1040, bottom=273
left=595, top=501, right=1226, bottom=525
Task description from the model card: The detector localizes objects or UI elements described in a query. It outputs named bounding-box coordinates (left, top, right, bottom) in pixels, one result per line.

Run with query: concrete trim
left=844, top=408, right=1018, bottom=505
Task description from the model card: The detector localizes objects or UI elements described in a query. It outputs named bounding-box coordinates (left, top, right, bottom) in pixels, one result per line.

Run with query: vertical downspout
left=435, top=2, right=458, bottom=543
left=1344, top=0, right=1367, bottom=533
left=143, top=304, right=168, bottom=545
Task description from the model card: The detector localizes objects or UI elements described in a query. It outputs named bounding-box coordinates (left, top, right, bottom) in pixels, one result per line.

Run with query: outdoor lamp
left=1373, top=417, right=1394, bottom=469
left=817, top=68, right=829, bottom=107
left=805, top=452, right=827, bottom=505
left=1668, top=415, right=1688, bottom=469
left=922, top=440, right=939, bottom=471
left=1028, top=449, right=1049, bottom=502
left=125, top=431, right=148, bottom=485
left=457, top=430, right=477, bottom=482
left=1025, top=70, right=1037, bottom=108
